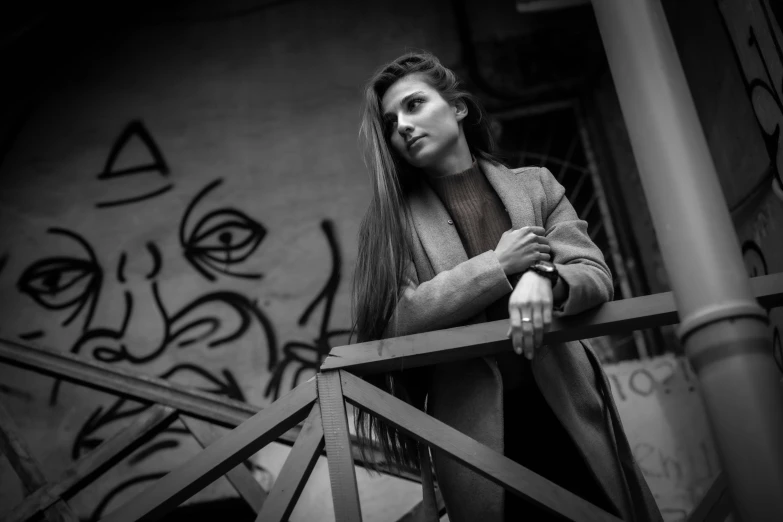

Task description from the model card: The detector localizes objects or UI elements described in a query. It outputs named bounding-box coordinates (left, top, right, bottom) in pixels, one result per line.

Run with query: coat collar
left=407, top=158, right=532, bottom=273
left=479, top=158, right=537, bottom=230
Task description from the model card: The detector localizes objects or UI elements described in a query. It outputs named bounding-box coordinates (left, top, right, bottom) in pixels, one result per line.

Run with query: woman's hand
left=494, top=226, right=550, bottom=276
left=508, top=270, right=554, bottom=360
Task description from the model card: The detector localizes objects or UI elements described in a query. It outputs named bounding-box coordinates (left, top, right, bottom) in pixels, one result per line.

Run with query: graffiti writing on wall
left=607, top=356, right=697, bottom=402
left=717, top=0, right=783, bottom=189
left=634, top=440, right=716, bottom=484
left=606, top=354, right=720, bottom=522
left=718, top=0, right=783, bottom=375
left=1, top=119, right=351, bottom=519
left=634, top=437, right=717, bottom=522
left=264, top=219, right=351, bottom=400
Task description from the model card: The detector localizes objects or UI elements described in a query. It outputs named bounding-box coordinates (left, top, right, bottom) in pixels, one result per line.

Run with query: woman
left=351, top=52, right=661, bottom=522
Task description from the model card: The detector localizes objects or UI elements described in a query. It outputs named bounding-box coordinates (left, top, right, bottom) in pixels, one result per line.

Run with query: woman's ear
left=453, top=99, right=469, bottom=122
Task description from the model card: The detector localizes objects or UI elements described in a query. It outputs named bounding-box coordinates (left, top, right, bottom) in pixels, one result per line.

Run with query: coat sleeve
left=538, top=167, right=614, bottom=316
left=382, top=250, right=513, bottom=338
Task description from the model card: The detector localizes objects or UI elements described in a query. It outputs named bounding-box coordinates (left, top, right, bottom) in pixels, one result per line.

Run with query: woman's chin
left=406, top=150, right=435, bottom=170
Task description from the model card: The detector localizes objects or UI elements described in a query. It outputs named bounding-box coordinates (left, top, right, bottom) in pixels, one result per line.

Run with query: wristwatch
left=527, top=260, right=559, bottom=286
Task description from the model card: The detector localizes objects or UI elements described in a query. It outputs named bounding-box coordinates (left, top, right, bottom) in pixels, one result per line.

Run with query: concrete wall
left=0, top=1, right=456, bottom=519
left=713, top=0, right=783, bottom=381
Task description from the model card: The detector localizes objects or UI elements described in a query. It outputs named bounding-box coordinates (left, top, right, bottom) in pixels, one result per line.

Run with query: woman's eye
left=407, top=98, right=423, bottom=110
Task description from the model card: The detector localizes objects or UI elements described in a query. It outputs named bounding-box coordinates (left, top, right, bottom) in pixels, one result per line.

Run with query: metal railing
left=0, top=336, right=424, bottom=522
left=2, top=272, right=777, bottom=521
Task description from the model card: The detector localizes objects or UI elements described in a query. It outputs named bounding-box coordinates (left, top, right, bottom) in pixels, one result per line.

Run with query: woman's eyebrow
left=383, top=91, right=425, bottom=118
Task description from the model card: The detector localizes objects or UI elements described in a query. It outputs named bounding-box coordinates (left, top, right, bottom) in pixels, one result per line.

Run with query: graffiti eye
left=17, top=257, right=101, bottom=324
left=183, top=209, right=266, bottom=280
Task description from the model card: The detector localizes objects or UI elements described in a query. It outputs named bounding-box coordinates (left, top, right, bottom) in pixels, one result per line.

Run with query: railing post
left=590, top=1, right=783, bottom=520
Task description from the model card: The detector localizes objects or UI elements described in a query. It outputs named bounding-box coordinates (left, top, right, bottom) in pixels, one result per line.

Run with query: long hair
left=351, top=51, right=500, bottom=472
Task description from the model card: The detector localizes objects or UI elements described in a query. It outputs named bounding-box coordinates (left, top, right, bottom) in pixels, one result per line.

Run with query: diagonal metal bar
left=0, top=399, right=80, bottom=522
left=99, top=378, right=317, bottom=522
left=255, top=402, right=324, bottom=522
left=5, top=403, right=177, bottom=522
left=340, top=371, right=621, bottom=522
left=181, top=415, right=268, bottom=514
left=0, top=337, right=274, bottom=435
left=0, top=337, right=419, bottom=483
left=688, top=472, right=732, bottom=522
left=323, top=272, right=783, bottom=374
left=318, top=371, right=362, bottom=522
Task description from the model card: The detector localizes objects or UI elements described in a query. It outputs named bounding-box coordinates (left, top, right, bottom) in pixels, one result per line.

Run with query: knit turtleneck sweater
left=429, top=160, right=529, bottom=389
left=427, top=160, right=512, bottom=322
left=428, top=160, right=510, bottom=259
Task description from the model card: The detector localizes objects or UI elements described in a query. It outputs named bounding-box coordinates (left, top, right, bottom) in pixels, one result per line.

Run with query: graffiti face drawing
left=0, top=115, right=353, bottom=518
left=0, top=120, right=285, bottom=518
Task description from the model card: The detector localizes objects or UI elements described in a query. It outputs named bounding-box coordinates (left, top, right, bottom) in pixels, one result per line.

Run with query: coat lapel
left=480, top=159, right=538, bottom=229
left=407, top=180, right=468, bottom=273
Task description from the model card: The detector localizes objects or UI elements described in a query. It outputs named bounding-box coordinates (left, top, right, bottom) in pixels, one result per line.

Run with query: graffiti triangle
left=97, top=120, right=170, bottom=179
left=95, top=120, right=174, bottom=208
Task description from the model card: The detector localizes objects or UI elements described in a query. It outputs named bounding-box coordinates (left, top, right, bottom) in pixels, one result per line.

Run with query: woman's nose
left=397, top=119, right=413, bottom=138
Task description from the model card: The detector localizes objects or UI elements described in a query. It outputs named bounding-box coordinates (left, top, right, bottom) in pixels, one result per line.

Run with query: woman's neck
left=423, top=134, right=473, bottom=178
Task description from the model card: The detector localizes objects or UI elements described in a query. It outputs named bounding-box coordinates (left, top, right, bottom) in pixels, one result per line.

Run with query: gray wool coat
left=382, top=159, right=662, bottom=522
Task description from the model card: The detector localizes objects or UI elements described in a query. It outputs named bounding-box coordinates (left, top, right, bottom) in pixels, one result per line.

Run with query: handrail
left=322, top=272, right=783, bottom=374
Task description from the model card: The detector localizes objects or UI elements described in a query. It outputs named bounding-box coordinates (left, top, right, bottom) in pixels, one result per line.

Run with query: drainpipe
left=590, top=1, right=783, bottom=521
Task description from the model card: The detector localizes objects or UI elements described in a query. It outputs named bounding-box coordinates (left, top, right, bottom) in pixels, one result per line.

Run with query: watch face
left=531, top=261, right=558, bottom=284
left=535, top=261, right=556, bottom=272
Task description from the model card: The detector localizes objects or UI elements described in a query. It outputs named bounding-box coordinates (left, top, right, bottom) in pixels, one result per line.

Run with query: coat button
left=447, top=219, right=454, bottom=225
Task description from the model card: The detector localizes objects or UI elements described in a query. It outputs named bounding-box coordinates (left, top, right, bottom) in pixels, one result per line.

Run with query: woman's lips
left=407, top=136, right=424, bottom=150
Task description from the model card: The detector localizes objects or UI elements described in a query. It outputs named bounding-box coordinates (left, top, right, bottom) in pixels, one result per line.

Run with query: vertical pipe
left=590, top=1, right=783, bottom=520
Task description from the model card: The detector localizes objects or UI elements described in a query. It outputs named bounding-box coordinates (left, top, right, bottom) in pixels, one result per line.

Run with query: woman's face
left=380, top=74, right=467, bottom=170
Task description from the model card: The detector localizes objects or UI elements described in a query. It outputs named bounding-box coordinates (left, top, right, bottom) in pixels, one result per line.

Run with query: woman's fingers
left=509, top=304, right=534, bottom=358
left=508, top=273, right=556, bottom=360
left=521, top=304, right=535, bottom=360
left=537, top=241, right=551, bottom=262
left=521, top=226, right=546, bottom=236
left=543, top=300, right=553, bottom=335
left=509, top=307, right=524, bottom=355
left=532, top=304, right=544, bottom=348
